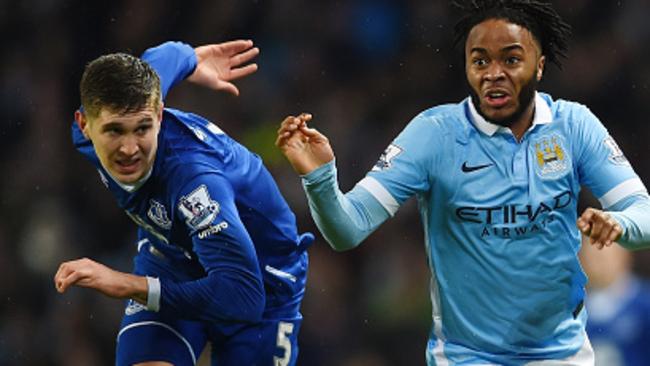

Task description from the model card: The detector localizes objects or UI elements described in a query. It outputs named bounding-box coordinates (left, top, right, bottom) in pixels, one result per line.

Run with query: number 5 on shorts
left=274, top=321, right=294, bottom=366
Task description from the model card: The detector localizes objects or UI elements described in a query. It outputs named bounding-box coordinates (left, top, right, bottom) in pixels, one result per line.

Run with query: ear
left=536, top=55, right=546, bottom=81
left=157, top=102, right=164, bottom=123
left=75, top=110, right=90, bottom=139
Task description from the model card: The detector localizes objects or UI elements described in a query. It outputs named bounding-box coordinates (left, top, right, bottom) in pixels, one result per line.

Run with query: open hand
left=187, top=39, right=259, bottom=96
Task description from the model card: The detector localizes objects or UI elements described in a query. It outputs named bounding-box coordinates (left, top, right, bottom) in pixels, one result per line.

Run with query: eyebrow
left=470, top=44, right=525, bottom=54
left=100, top=117, right=153, bottom=131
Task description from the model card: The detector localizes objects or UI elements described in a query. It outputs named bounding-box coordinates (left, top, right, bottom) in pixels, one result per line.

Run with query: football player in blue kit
left=54, top=39, right=313, bottom=366
left=277, top=1, right=650, bottom=365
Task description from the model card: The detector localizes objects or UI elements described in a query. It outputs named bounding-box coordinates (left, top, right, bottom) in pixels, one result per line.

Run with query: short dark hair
left=452, top=0, right=572, bottom=69
left=80, top=53, right=161, bottom=118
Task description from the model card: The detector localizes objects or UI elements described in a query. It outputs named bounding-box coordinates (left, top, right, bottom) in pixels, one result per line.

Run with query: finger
left=299, top=126, right=327, bottom=142
left=229, top=63, right=258, bottom=80
left=601, top=219, right=621, bottom=247
left=219, top=81, right=239, bottom=96
left=231, top=47, right=260, bottom=67
left=54, top=261, right=74, bottom=287
left=589, top=216, right=605, bottom=245
left=298, top=113, right=313, bottom=123
left=278, top=116, right=300, bottom=134
left=58, top=270, right=84, bottom=293
left=606, top=223, right=622, bottom=246
left=218, top=40, right=255, bottom=55
left=576, top=209, right=595, bottom=234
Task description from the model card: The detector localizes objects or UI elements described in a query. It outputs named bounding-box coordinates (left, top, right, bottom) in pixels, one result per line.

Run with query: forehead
left=94, top=105, right=159, bottom=125
left=466, top=18, right=540, bottom=53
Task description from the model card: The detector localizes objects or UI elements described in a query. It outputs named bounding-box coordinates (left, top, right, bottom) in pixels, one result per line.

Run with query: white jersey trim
left=146, top=276, right=161, bottom=312
left=357, top=177, right=400, bottom=216
left=598, top=178, right=648, bottom=209
left=117, top=320, right=197, bottom=364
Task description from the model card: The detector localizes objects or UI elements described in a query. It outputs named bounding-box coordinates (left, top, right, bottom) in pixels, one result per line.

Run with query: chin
left=111, top=170, right=144, bottom=185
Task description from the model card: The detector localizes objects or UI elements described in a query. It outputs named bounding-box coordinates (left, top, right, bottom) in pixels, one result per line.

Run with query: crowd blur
left=1, top=1, right=650, bottom=365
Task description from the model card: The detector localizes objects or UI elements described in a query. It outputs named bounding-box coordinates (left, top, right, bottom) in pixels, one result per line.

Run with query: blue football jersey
left=72, top=42, right=313, bottom=323
left=352, top=93, right=648, bottom=364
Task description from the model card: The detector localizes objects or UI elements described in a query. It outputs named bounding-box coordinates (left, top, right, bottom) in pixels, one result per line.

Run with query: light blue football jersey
left=352, top=93, right=647, bottom=364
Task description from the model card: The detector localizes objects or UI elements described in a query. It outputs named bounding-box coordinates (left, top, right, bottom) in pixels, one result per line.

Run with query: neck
left=509, top=101, right=536, bottom=141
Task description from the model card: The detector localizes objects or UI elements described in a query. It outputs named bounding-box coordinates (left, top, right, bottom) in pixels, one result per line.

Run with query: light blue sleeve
left=607, top=194, right=650, bottom=250
left=141, top=41, right=197, bottom=100
left=301, top=160, right=392, bottom=251
left=569, top=102, right=650, bottom=249
left=365, top=114, right=440, bottom=207
left=572, top=103, right=647, bottom=208
left=301, top=113, right=442, bottom=250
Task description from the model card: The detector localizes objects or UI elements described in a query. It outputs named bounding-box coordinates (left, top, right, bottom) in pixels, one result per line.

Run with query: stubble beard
left=469, top=75, right=538, bottom=128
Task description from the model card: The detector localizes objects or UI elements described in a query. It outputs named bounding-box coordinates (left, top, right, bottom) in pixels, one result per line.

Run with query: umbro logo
left=461, top=162, right=493, bottom=173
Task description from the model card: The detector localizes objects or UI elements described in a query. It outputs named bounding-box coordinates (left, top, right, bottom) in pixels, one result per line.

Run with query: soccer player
left=54, top=40, right=313, bottom=366
left=276, top=1, right=650, bottom=365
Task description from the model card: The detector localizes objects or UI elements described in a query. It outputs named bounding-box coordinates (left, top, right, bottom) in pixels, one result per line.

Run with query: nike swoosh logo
left=461, top=162, right=493, bottom=173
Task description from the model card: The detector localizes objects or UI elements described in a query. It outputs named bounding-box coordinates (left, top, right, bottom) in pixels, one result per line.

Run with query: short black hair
left=452, top=0, right=571, bottom=69
left=80, top=53, right=161, bottom=118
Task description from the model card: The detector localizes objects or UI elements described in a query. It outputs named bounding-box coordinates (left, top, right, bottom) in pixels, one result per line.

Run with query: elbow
left=239, top=281, right=265, bottom=323
left=324, top=234, right=361, bottom=252
left=220, top=274, right=266, bottom=323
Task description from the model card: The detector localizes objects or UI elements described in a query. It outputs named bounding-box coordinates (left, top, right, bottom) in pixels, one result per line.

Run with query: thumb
left=219, top=81, right=240, bottom=96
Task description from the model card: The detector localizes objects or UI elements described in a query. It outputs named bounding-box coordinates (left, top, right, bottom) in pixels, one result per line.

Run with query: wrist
left=122, top=273, right=149, bottom=305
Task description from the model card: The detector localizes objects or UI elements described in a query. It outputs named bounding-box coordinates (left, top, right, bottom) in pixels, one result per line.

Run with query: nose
left=119, top=135, right=140, bottom=156
left=484, top=61, right=505, bottom=82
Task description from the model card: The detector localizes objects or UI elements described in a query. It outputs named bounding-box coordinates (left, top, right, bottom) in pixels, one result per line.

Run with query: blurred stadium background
left=1, top=1, right=649, bottom=365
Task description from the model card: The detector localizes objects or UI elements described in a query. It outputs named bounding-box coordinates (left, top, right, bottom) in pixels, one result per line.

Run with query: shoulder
left=541, top=92, right=599, bottom=127
left=398, top=102, right=466, bottom=143
left=155, top=110, right=235, bottom=189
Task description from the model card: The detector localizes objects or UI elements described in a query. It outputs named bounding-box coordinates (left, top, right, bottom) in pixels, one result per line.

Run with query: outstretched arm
left=277, top=114, right=391, bottom=251
left=54, top=258, right=152, bottom=307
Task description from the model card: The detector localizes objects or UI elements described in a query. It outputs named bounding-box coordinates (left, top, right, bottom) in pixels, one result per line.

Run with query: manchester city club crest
left=531, top=134, right=571, bottom=179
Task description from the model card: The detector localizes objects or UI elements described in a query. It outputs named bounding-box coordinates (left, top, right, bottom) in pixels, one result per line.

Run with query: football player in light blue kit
left=277, top=1, right=650, bottom=365
left=54, top=40, right=313, bottom=366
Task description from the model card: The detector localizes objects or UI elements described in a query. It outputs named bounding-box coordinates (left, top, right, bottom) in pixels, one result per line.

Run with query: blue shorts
left=116, top=306, right=302, bottom=366
left=116, top=240, right=306, bottom=366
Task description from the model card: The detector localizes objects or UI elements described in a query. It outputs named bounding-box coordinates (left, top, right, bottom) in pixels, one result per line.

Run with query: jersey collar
left=104, top=165, right=153, bottom=193
left=468, top=92, right=553, bottom=136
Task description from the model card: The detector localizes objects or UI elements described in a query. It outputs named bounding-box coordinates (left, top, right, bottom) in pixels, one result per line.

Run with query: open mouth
left=484, top=90, right=511, bottom=108
left=115, top=158, right=141, bottom=174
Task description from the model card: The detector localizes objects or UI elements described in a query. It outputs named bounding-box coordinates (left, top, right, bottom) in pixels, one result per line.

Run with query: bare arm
left=54, top=258, right=149, bottom=306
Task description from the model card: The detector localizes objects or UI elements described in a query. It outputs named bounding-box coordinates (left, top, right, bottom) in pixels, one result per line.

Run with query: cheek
left=466, top=70, right=481, bottom=89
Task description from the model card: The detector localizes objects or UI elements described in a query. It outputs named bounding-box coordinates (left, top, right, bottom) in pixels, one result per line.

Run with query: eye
left=135, top=125, right=152, bottom=135
left=505, top=56, right=521, bottom=65
left=472, top=58, right=488, bottom=67
left=104, top=127, right=121, bottom=136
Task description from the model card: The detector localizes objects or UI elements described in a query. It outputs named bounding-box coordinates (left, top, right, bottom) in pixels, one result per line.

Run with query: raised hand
left=276, top=113, right=334, bottom=175
left=577, top=208, right=623, bottom=249
left=187, top=39, right=260, bottom=96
